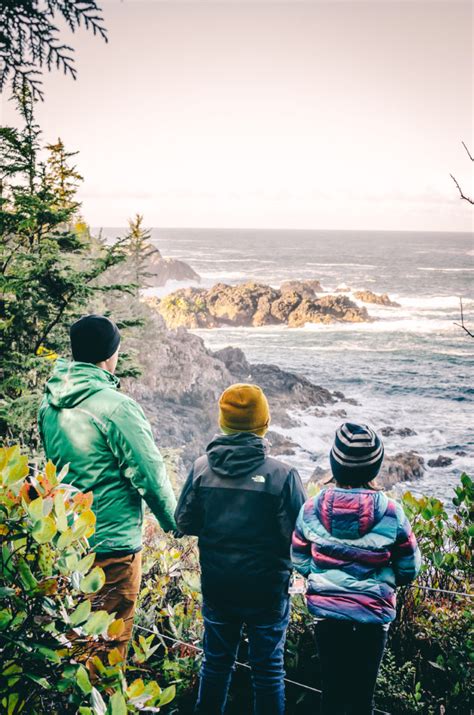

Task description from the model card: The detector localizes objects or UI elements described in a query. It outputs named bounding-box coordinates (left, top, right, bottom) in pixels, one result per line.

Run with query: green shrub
left=136, top=520, right=203, bottom=701
left=0, top=445, right=175, bottom=714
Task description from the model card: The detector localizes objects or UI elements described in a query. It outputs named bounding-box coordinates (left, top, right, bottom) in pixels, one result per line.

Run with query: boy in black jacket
left=175, top=383, right=306, bottom=715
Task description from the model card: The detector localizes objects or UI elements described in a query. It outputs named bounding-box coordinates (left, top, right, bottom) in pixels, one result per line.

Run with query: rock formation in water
left=427, top=455, right=453, bottom=468
left=353, top=290, right=400, bottom=307
left=307, top=450, right=426, bottom=491
left=141, top=246, right=200, bottom=287
left=150, top=280, right=371, bottom=329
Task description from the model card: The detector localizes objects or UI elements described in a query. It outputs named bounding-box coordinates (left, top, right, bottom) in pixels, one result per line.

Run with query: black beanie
left=70, top=315, right=121, bottom=364
left=329, top=422, right=384, bottom=486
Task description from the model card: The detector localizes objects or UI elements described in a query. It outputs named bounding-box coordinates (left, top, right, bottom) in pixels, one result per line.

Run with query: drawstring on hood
left=206, top=432, right=268, bottom=478
left=44, top=358, right=119, bottom=409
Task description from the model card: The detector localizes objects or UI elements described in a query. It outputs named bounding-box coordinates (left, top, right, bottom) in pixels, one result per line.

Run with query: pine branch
left=0, top=0, right=107, bottom=99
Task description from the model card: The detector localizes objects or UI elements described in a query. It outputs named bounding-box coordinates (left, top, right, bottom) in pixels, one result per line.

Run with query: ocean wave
left=394, top=295, right=474, bottom=310
left=417, top=267, right=474, bottom=273
left=300, top=318, right=455, bottom=333
left=306, top=262, right=377, bottom=268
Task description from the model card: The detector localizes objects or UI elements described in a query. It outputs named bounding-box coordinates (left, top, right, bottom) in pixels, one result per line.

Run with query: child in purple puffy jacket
left=291, top=423, right=421, bottom=715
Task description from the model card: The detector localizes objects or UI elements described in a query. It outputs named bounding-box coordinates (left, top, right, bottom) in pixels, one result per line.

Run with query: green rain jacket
left=38, top=359, right=177, bottom=554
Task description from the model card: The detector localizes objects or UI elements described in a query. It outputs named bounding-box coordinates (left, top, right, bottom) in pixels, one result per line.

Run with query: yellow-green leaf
left=32, top=515, right=57, bottom=544
left=73, top=509, right=96, bottom=539
left=44, top=461, right=58, bottom=487
left=54, top=491, right=68, bottom=532
left=76, top=553, right=95, bottom=574
left=84, top=610, right=112, bottom=636
left=76, top=664, right=92, bottom=694
left=107, top=647, right=124, bottom=666
left=127, top=678, right=145, bottom=699
left=80, top=566, right=105, bottom=594
left=108, top=692, right=127, bottom=715
left=70, top=599, right=91, bottom=626
left=156, top=684, right=176, bottom=707
left=28, top=496, right=44, bottom=522
left=107, top=618, right=125, bottom=638
left=57, top=528, right=74, bottom=550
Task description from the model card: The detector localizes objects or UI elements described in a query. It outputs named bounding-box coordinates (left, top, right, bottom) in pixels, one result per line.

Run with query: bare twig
left=450, top=173, right=474, bottom=205
left=450, top=141, right=474, bottom=204
left=453, top=297, right=474, bottom=338
left=462, top=141, right=474, bottom=162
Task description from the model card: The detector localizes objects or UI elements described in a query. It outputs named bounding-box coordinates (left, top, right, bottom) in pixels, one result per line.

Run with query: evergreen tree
left=0, top=0, right=107, bottom=100
left=0, top=89, right=127, bottom=445
left=122, top=214, right=156, bottom=296
left=45, top=138, right=83, bottom=211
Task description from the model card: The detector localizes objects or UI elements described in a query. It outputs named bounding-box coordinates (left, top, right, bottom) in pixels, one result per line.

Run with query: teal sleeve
left=391, top=504, right=422, bottom=586
left=108, top=398, right=177, bottom=532
left=291, top=504, right=312, bottom=576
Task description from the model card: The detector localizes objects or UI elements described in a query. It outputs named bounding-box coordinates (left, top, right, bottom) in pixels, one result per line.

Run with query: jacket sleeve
left=107, top=398, right=177, bottom=532
left=291, top=503, right=312, bottom=576
left=391, top=504, right=422, bottom=585
left=175, top=467, right=201, bottom=536
left=277, top=469, right=307, bottom=545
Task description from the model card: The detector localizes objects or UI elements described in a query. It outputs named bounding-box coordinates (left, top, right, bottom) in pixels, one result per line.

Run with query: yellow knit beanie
left=219, top=383, right=270, bottom=437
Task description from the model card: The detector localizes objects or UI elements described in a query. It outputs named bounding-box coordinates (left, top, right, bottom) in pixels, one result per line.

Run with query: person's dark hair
left=324, top=476, right=381, bottom=491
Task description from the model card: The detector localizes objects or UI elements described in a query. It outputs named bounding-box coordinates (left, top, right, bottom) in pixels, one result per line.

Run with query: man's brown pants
left=93, top=551, right=142, bottom=660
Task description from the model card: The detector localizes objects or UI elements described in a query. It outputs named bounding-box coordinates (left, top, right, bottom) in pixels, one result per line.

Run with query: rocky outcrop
left=266, top=431, right=300, bottom=456
left=288, top=294, right=369, bottom=327
left=144, top=249, right=201, bottom=287
left=381, top=426, right=417, bottom=438
left=153, top=281, right=370, bottom=329
left=379, top=451, right=425, bottom=488
left=143, top=247, right=200, bottom=287
left=281, top=279, right=322, bottom=296
left=308, top=450, right=425, bottom=491
left=427, top=455, right=453, bottom=468
left=353, top=290, right=400, bottom=307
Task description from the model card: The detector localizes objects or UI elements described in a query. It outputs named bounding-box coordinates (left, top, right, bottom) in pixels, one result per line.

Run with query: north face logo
left=252, top=475, right=266, bottom=483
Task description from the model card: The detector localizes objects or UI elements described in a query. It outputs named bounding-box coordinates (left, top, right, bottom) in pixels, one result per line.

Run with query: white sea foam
left=142, top=279, right=201, bottom=298
left=300, top=318, right=455, bottom=333
left=393, top=295, right=474, bottom=310
left=306, top=262, right=377, bottom=269
left=417, top=267, right=474, bottom=273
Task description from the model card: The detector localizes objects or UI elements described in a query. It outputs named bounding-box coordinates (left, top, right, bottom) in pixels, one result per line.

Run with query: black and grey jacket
left=175, top=432, right=306, bottom=607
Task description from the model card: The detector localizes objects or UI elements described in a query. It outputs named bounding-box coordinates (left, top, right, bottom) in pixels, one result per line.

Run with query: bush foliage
left=0, top=445, right=175, bottom=714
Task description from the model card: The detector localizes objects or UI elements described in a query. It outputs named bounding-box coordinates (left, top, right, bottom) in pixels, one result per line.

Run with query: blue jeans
left=195, top=597, right=291, bottom=715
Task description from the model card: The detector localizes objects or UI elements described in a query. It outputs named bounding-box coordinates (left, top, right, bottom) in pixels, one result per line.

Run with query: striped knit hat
left=329, top=422, right=384, bottom=485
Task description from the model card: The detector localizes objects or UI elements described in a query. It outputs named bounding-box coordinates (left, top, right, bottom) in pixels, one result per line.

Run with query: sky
left=2, top=0, right=473, bottom=231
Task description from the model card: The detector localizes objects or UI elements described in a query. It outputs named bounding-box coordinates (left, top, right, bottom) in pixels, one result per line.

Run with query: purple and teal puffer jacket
left=291, top=487, right=421, bottom=624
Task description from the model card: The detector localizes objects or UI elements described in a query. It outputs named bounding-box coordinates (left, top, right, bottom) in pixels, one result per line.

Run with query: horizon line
left=92, top=226, right=473, bottom=235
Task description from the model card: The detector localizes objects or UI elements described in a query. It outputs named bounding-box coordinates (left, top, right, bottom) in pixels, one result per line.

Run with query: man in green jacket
left=38, top=314, right=177, bottom=658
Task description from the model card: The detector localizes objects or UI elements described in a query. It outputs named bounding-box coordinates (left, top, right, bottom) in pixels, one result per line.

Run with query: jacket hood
left=315, top=487, right=389, bottom=539
left=206, top=432, right=268, bottom=478
left=44, top=358, right=119, bottom=409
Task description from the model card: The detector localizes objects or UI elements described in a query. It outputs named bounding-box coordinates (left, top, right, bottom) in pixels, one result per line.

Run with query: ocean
left=107, top=228, right=474, bottom=502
